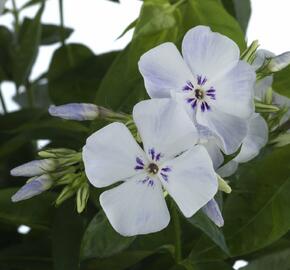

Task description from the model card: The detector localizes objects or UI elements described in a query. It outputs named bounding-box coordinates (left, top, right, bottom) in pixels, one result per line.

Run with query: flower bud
left=217, top=174, right=232, bottom=193
left=55, top=185, right=76, bottom=206
left=11, top=175, right=53, bottom=202
left=38, top=148, right=76, bottom=158
left=49, top=103, right=99, bottom=121
left=268, top=52, right=290, bottom=72
left=76, top=182, right=89, bottom=213
left=202, top=199, right=224, bottom=227
left=10, top=159, right=58, bottom=177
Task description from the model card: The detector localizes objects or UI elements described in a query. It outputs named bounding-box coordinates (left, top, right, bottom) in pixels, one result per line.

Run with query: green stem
left=171, top=199, right=182, bottom=262
left=11, top=0, right=20, bottom=35
left=58, top=0, right=65, bottom=46
left=0, top=87, right=7, bottom=114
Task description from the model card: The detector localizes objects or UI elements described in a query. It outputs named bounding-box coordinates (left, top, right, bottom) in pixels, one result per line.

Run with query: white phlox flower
left=217, top=113, right=268, bottom=178
left=138, top=25, right=256, bottom=155
left=83, top=99, right=218, bottom=236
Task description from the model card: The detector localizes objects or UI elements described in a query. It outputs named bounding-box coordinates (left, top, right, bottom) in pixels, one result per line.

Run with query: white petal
left=254, top=76, right=273, bottom=101
left=202, top=199, right=224, bottom=227
left=235, top=114, right=268, bottom=163
left=133, top=99, right=198, bottom=160
left=182, top=26, right=240, bottom=82
left=196, top=108, right=248, bottom=155
left=160, top=145, right=218, bottom=218
left=217, top=160, right=239, bottom=178
left=203, top=139, right=224, bottom=170
left=83, top=123, right=146, bottom=188
left=212, top=61, right=256, bottom=119
left=100, top=174, right=170, bottom=236
left=138, top=42, right=193, bottom=98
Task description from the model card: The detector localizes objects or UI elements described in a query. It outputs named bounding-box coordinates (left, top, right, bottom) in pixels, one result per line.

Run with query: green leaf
left=13, top=81, right=52, bottom=108
left=0, top=188, right=55, bottom=229
left=95, top=0, right=245, bottom=112
left=188, top=210, right=229, bottom=255
left=273, top=65, right=290, bottom=98
left=12, top=5, right=44, bottom=86
left=81, top=251, right=153, bottom=270
left=48, top=44, right=118, bottom=104
left=221, top=0, right=251, bottom=33
left=0, top=238, right=52, bottom=270
left=40, top=23, right=73, bottom=45
left=80, top=211, right=135, bottom=260
left=52, top=200, right=86, bottom=270
left=223, top=145, right=290, bottom=256
left=0, top=26, right=13, bottom=81
left=242, top=249, right=290, bottom=270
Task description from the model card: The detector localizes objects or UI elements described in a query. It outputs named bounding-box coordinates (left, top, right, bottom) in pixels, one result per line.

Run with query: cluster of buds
left=11, top=148, right=89, bottom=213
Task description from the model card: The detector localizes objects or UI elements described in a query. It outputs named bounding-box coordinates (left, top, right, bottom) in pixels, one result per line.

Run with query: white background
left=1, top=1, right=289, bottom=268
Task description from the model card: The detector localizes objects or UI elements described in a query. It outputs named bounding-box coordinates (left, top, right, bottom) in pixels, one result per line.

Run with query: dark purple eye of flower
left=147, top=163, right=159, bottom=174
left=195, top=89, right=204, bottom=99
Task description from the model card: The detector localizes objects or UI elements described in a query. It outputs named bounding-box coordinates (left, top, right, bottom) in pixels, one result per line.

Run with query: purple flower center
left=147, top=163, right=159, bottom=174
left=182, top=75, right=216, bottom=113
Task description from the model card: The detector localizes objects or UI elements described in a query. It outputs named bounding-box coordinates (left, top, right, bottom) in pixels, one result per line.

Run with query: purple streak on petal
left=182, top=81, right=194, bottom=91
left=197, top=75, right=202, bottom=85
left=206, top=88, right=215, bottom=93
left=156, top=153, right=162, bottom=161
left=206, top=93, right=215, bottom=98
left=204, top=102, right=210, bottom=111
left=161, top=166, right=171, bottom=172
left=201, top=77, right=207, bottom=85
left=149, top=148, right=155, bottom=160
left=136, top=157, right=144, bottom=166
left=186, top=98, right=195, bottom=103
left=148, top=179, right=154, bottom=187
left=134, top=165, right=144, bottom=171
left=160, top=173, right=169, bottom=182
left=201, top=102, right=205, bottom=112
left=191, top=99, right=197, bottom=109
left=197, top=75, right=207, bottom=86
left=141, top=177, right=149, bottom=184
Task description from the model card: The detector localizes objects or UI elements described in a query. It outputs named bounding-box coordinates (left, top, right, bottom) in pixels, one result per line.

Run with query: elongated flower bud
left=268, top=52, right=290, bottom=72
left=11, top=175, right=53, bottom=202
left=49, top=103, right=99, bottom=121
left=10, top=159, right=58, bottom=177
left=38, top=148, right=76, bottom=158
left=202, top=199, right=224, bottom=227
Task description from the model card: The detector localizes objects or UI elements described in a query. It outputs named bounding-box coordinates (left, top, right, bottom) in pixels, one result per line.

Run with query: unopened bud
left=202, top=199, right=224, bottom=227
left=38, top=148, right=76, bottom=158
left=241, top=40, right=259, bottom=64
left=49, top=103, right=99, bottom=121
left=10, top=159, right=58, bottom=177
left=255, top=101, right=280, bottom=113
left=76, top=182, right=90, bottom=213
left=217, top=175, right=232, bottom=194
left=268, top=52, right=290, bottom=72
left=11, top=175, right=53, bottom=202
left=55, top=185, right=76, bottom=206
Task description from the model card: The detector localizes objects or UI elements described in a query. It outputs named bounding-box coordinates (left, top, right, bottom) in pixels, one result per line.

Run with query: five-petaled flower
left=138, top=25, right=256, bottom=155
left=83, top=99, right=218, bottom=236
